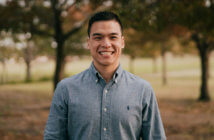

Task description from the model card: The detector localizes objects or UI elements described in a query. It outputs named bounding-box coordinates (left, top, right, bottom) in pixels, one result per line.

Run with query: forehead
left=90, top=20, right=122, bottom=36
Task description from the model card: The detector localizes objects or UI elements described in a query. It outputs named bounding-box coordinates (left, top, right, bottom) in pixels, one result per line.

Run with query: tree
left=123, top=29, right=147, bottom=73
left=172, top=0, right=214, bottom=101
left=141, top=0, right=214, bottom=100
left=123, top=29, right=161, bottom=74
left=115, top=0, right=214, bottom=101
left=15, top=33, right=54, bottom=82
left=49, top=0, right=111, bottom=88
left=0, top=0, right=112, bottom=89
left=0, top=31, right=16, bottom=84
left=0, top=0, right=54, bottom=82
left=113, top=0, right=178, bottom=85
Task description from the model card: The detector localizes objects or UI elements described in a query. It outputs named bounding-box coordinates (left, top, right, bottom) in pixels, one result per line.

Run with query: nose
left=102, top=38, right=111, bottom=48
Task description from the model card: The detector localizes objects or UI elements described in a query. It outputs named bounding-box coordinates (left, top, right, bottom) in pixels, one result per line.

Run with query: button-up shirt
left=44, top=63, right=166, bottom=140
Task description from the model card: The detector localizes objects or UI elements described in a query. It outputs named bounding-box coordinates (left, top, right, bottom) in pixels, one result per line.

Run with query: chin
left=100, top=60, right=118, bottom=66
left=100, top=62, right=113, bottom=66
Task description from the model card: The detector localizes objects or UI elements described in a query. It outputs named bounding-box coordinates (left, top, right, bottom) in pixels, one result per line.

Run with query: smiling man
left=44, top=11, right=166, bottom=140
left=87, top=19, right=124, bottom=83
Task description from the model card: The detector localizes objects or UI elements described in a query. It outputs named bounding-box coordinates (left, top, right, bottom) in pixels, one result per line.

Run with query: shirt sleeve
left=140, top=87, right=166, bottom=140
left=44, top=82, right=69, bottom=140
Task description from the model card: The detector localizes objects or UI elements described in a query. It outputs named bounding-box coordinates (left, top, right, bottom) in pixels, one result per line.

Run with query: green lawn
left=1, top=54, right=213, bottom=83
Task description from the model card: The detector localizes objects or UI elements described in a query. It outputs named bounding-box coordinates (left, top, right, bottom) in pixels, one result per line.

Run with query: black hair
left=87, top=11, right=123, bottom=37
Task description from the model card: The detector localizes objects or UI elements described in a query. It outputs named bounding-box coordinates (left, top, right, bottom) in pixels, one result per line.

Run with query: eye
left=110, top=36, right=118, bottom=40
left=94, top=36, right=102, bottom=40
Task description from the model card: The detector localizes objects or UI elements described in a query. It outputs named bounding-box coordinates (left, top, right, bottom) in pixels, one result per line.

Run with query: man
left=44, top=11, right=166, bottom=140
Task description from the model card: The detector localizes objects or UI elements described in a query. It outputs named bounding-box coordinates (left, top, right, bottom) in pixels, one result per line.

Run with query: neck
left=93, top=62, right=119, bottom=83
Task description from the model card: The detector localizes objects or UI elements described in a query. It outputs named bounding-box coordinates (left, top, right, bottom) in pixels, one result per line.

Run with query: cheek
left=89, top=42, right=97, bottom=50
left=91, top=41, right=100, bottom=47
left=114, top=41, right=123, bottom=48
left=113, top=43, right=123, bottom=52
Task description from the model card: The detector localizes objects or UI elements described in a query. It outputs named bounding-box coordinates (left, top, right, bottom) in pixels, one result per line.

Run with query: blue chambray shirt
left=44, top=63, right=166, bottom=140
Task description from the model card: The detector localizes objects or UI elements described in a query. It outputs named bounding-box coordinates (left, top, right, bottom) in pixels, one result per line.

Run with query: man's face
left=87, top=20, right=124, bottom=68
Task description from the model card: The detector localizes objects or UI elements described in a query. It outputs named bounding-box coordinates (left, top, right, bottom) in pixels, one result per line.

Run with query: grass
left=2, top=54, right=213, bottom=83
left=0, top=54, right=214, bottom=140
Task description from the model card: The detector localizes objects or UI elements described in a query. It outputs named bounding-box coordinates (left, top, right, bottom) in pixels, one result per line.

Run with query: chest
left=67, top=83, right=142, bottom=127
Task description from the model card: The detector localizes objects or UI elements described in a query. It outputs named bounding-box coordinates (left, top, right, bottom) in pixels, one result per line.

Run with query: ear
left=121, top=36, right=125, bottom=49
left=87, top=37, right=90, bottom=49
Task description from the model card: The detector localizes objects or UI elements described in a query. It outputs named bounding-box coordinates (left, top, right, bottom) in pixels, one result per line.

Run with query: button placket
left=101, top=86, right=111, bottom=140
left=104, top=89, right=108, bottom=94
left=104, top=108, right=107, bottom=112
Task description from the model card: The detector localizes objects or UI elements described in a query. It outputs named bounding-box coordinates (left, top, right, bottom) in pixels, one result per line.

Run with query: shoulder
left=122, top=70, right=155, bottom=101
left=56, top=68, right=90, bottom=89
left=123, top=70, right=152, bottom=90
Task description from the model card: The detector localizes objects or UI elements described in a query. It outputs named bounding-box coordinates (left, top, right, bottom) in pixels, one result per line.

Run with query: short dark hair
left=87, top=11, right=123, bottom=37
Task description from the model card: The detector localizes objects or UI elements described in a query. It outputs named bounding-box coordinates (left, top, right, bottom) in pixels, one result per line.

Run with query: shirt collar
left=89, top=62, right=123, bottom=84
left=112, top=64, right=123, bottom=84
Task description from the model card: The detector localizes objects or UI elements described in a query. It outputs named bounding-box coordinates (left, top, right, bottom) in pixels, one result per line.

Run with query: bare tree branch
left=60, top=0, right=68, bottom=7
left=63, top=15, right=89, bottom=40
left=63, top=4, right=112, bottom=40
left=30, top=24, right=53, bottom=37
left=64, top=1, right=77, bottom=11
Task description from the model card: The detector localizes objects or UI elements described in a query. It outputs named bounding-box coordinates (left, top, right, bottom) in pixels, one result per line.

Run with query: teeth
left=100, top=52, right=112, bottom=55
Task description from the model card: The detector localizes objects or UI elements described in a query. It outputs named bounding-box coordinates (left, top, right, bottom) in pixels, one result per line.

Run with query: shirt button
left=104, top=89, right=108, bottom=94
left=104, top=108, right=107, bottom=112
left=104, top=128, right=107, bottom=131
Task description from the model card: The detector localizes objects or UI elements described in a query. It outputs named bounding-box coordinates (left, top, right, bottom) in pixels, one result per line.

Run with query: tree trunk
left=198, top=48, right=210, bottom=101
left=24, top=45, right=32, bottom=83
left=207, top=52, right=210, bottom=79
left=161, top=45, right=167, bottom=85
left=191, top=33, right=210, bottom=101
left=4, top=61, right=7, bottom=83
left=0, top=63, right=2, bottom=84
left=0, top=60, right=6, bottom=84
left=54, top=40, right=65, bottom=89
left=25, top=59, right=31, bottom=82
left=51, top=0, right=87, bottom=90
left=52, top=0, right=66, bottom=89
left=129, top=56, right=135, bottom=74
left=152, top=57, right=157, bottom=73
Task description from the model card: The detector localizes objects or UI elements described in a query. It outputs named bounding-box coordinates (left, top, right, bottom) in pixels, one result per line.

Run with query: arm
left=141, top=88, right=166, bottom=140
left=44, top=82, right=68, bottom=140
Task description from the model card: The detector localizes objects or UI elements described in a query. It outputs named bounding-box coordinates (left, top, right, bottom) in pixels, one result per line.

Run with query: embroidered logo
left=127, top=105, right=130, bottom=110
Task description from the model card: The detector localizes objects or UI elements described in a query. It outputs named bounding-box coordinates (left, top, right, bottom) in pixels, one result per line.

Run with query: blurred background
left=0, top=0, right=214, bottom=140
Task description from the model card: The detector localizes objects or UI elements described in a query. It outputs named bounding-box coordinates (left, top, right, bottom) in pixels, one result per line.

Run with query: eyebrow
left=92, top=33, right=102, bottom=36
left=92, top=33, right=120, bottom=36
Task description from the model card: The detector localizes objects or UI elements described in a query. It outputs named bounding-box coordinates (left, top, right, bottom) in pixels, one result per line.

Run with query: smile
left=99, top=51, right=114, bottom=55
